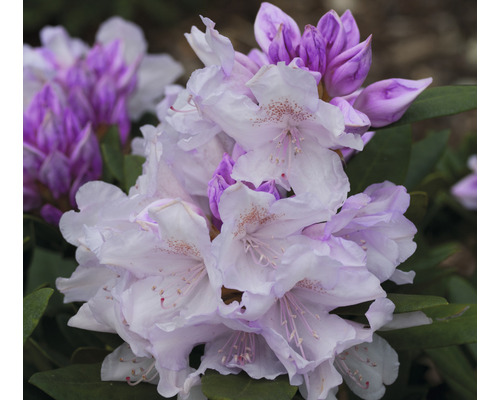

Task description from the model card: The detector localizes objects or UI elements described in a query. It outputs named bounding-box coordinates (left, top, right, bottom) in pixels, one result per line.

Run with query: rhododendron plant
left=23, top=3, right=477, bottom=400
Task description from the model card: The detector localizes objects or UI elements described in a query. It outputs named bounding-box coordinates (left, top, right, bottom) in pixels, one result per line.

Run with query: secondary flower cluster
left=56, top=4, right=431, bottom=400
left=23, top=17, right=183, bottom=224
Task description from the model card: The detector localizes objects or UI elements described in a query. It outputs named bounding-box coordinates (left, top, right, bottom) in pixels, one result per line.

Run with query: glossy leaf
left=398, top=240, right=460, bottom=273
left=100, top=126, right=124, bottom=183
left=29, top=363, right=167, bottom=400
left=387, top=293, right=448, bottom=313
left=379, top=303, right=476, bottom=350
left=425, top=346, right=476, bottom=399
left=404, top=130, right=450, bottom=191
left=23, top=214, right=67, bottom=252
left=346, top=124, right=412, bottom=194
left=201, top=370, right=297, bottom=400
left=389, top=85, right=477, bottom=127
left=24, top=288, right=54, bottom=344
left=123, top=154, right=145, bottom=192
left=26, top=247, right=77, bottom=295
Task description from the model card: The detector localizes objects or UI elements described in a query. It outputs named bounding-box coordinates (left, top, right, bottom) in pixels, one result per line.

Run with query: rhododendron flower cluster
left=55, top=4, right=433, bottom=400
left=23, top=17, right=183, bottom=224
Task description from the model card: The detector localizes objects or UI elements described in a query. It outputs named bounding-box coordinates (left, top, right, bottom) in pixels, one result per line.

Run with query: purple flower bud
left=299, top=25, right=327, bottom=75
left=23, top=84, right=102, bottom=224
left=267, top=25, right=297, bottom=64
left=254, top=180, right=281, bottom=201
left=340, top=10, right=360, bottom=49
left=40, top=204, right=64, bottom=226
left=208, top=153, right=281, bottom=225
left=254, top=2, right=301, bottom=57
left=317, top=10, right=345, bottom=61
left=324, top=35, right=372, bottom=98
left=353, top=77, right=433, bottom=127
left=330, top=97, right=370, bottom=134
left=207, top=154, right=236, bottom=221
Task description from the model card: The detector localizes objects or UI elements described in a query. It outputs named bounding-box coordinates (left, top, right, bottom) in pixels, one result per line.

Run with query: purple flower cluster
left=23, top=17, right=183, bottom=223
left=250, top=3, right=432, bottom=134
left=55, top=4, right=431, bottom=400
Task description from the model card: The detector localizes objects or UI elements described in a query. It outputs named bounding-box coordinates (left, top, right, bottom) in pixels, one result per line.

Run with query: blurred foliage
left=24, top=0, right=210, bottom=43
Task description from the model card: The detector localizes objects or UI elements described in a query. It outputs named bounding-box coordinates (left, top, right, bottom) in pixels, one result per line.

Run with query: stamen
left=243, top=235, right=281, bottom=268
left=279, top=293, right=321, bottom=359
left=125, top=359, right=157, bottom=386
left=334, top=345, right=376, bottom=390
left=218, top=332, right=257, bottom=367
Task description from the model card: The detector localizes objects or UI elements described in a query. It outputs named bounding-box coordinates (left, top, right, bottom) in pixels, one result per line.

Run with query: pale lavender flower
left=334, top=334, right=398, bottom=400
left=184, top=62, right=362, bottom=210
left=451, top=155, right=477, bottom=210
left=322, top=181, right=417, bottom=284
left=212, top=182, right=330, bottom=307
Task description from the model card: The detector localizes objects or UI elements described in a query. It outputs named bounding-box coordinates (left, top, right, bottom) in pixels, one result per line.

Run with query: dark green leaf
left=446, top=276, right=477, bottom=304
left=24, top=216, right=36, bottom=252
left=425, top=346, right=476, bottom=399
left=404, top=130, right=450, bottom=191
left=24, top=288, right=54, bottom=344
left=334, top=294, right=448, bottom=317
left=405, top=191, right=428, bottom=226
left=346, top=124, right=412, bottom=194
left=123, top=154, right=145, bottom=192
left=23, top=214, right=67, bottom=252
left=71, top=347, right=112, bottom=364
left=389, top=85, right=477, bottom=127
left=398, top=241, right=460, bottom=273
left=100, top=126, right=124, bottom=183
left=387, top=293, right=448, bottom=313
left=202, top=370, right=297, bottom=400
left=29, top=363, right=167, bottom=400
left=26, top=247, right=77, bottom=295
left=379, top=303, right=476, bottom=350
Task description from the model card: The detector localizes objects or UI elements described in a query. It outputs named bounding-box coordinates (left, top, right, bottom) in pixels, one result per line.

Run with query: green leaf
left=334, top=294, right=448, bottom=317
left=201, top=370, right=297, bottom=400
left=100, top=126, right=124, bottom=183
left=389, top=85, right=477, bottom=127
left=425, top=346, right=476, bottom=399
left=399, top=240, right=460, bottom=273
left=405, top=191, right=428, bottom=226
left=446, top=275, right=477, bottom=304
left=123, top=154, right=145, bottom=192
left=24, top=288, right=54, bottom=344
left=346, top=124, right=412, bottom=194
left=23, top=214, right=67, bottom=252
left=379, top=303, right=476, bottom=350
left=387, top=293, right=448, bottom=313
left=29, top=363, right=167, bottom=400
left=71, top=347, right=112, bottom=365
left=404, top=130, right=450, bottom=191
